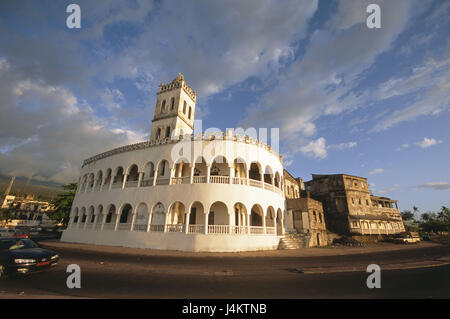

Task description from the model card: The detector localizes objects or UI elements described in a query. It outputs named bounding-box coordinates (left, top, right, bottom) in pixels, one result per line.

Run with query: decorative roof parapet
left=158, top=73, right=197, bottom=102
left=82, top=132, right=282, bottom=167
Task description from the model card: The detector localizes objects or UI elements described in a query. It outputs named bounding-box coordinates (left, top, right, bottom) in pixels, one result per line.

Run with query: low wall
left=61, top=229, right=281, bottom=252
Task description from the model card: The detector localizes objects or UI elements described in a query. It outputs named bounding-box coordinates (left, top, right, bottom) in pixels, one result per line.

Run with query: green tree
left=400, top=210, right=414, bottom=221
left=437, top=206, right=450, bottom=222
left=51, top=183, right=77, bottom=226
left=0, top=208, right=14, bottom=226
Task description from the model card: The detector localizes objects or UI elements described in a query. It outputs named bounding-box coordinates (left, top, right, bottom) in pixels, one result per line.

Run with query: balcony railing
left=149, top=224, right=164, bottom=232
left=111, top=182, right=122, bottom=189
left=231, top=225, right=248, bottom=234
left=125, top=180, right=138, bottom=188
left=232, top=177, right=248, bottom=185
left=118, top=223, right=131, bottom=231
left=133, top=224, right=148, bottom=232
left=193, top=176, right=206, bottom=183
left=166, top=224, right=183, bottom=232
left=249, top=179, right=263, bottom=188
left=208, top=225, right=229, bottom=234
left=188, top=225, right=204, bottom=233
left=103, top=223, right=115, bottom=230
left=210, top=176, right=230, bottom=184
left=171, top=177, right=190, bottom=184
left=155, top=178, right=170, bottom=185
left=249, top=226, right=265, bottom=234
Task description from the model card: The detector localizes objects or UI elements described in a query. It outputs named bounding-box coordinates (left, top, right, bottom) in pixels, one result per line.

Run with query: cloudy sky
left=0, top=0, right=448, bottom=212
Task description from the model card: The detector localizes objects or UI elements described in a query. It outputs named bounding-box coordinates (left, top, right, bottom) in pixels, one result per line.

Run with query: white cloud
left=416, top=137, right=443, bottom=148
left=299, top=137, right=327, bottom=159
left=418, top=182, right=450, bottom=190
left=396, top=143, right=409, bottom=151
left=327, top=141, right=357, bottom=151
left=369, top=168, right=385, bottom=175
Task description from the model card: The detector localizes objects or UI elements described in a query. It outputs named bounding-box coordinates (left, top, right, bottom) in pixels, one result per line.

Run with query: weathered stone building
left=283, top=170, right=328, bottom=247
left=304, top=174, right=405, bottom=235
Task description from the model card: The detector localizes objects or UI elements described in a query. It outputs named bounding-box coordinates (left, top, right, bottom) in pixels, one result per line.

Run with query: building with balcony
left=304, top=174, right=405, bottom=236
left=61, top=74, right=286, bottom=252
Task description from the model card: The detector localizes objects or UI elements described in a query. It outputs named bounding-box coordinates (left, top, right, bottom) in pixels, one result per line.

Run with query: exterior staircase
left=278, top=231, right=311, bottom=249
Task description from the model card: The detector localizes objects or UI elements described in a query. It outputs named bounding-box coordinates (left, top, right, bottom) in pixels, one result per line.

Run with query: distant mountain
left=0, top=175, right=65, bottom=201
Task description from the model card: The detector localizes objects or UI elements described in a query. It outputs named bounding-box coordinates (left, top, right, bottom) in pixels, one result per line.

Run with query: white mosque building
left=61, top=74, right=289, bottom=252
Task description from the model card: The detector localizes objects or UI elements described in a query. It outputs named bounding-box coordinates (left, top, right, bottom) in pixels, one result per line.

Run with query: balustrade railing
left=231, top=225, right=248, bottom=234
left=265, top=227, right=276, bottom=235
left=149, top=224, right=164, bottom=232
left=103, top=223, right=115, bottom=230
left=210, top=176, right=230, bottom=184
left=208, top=225, right=229, bottom=234
left=166, top=224, right=184, bottom=232
left=193, top=176, right=206, bottom=183
left=118, top=223, right=131, bottom=231
left=232, top=177, right=248, bottom=185
left=264, top=183, right=274, bottom=191
left=171, top=176, right=190, bottom=184
left=249, top=226, right=265, bottom=234
left=111, top=182, right=122, bottom=189
left=188, top=225, right=204, bottom=233
left=133, top=224, right=148, bottom=232
left=155, top=178, right=170, bottom=185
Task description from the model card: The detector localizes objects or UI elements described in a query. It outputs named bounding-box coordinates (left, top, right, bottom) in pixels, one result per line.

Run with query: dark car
left=0, top=238, right=59, bottom=279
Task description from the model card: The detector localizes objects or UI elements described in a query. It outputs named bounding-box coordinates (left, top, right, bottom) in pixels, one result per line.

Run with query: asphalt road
left=1, top=242, right=449, bottom=298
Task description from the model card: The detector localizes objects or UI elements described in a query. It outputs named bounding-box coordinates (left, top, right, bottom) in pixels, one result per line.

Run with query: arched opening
left=274, top=172, right=280, bottom=188
left=80, top=207, right=87, bottom=225
left=104, top=204, right=116, bottom=230
left=87, top=206, right=95, bottom=226
left=161, top=100, right=166, bottom=113
left=81, top=175, right=88, bottom=192
left=134, top=203, right=149, bottom=232
left=264, top=166, right=274, bottom=185
left=208, top=201, right=229, bottom=233
left=156, top=127, right=161, bottom=140
left=71, top=208, right=79, bottom=228
left=95, top=170, right=103, bottom=191
left=165, top=126, right=171, bottom=138
left=95, top=205, right=103, bottom=229
left=170, top=97, right=175, bottom=110
left=126, top=164, right=139, bottom=187
left=118, top=204, right=133, bottom=230
left=104, top=168, right=112, bottom=189
left=188, top=107, right=192, bottom=119
left=142, top=162, right=155, bottom=187
left=112, top=167, right=124, bottom=188
left=167, top=202, right=186, bottom=232
left=210, top=156, right=230, bottom=183
left=88, top=173, right=95, bottom=191
left=276, top=208, right=283, bottom=235
left=193, top=156, right=207, bottom=183
left=188, top=201, right=205, bottom=233
left=233, top=158, right=247, bottom=185
left=183, top=101, right=187, bottom=113
left=233, top=202, right=247, bottom=233
left=156, top=160, right=170, bottom=185
left=249, top=162, right=262, bottom=187
left=173, top=159, right=190, bottom=184
left=250, top=204, right=264, bottom=227
left=150, top=202, right=165, bottom=231
left=266, top=206, right=275, bottom=227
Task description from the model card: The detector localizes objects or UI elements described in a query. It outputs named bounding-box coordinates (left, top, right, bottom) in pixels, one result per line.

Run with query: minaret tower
left=150, top=73, right=197, bottom=142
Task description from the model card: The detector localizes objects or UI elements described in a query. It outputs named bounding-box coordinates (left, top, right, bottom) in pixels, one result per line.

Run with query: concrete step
left=278, top=232, right=310, bottom=250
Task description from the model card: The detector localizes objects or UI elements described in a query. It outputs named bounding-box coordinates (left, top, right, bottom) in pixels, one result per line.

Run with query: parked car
left=390, top=232, right=421, bottom=244
left=0, top=237, right=59, bottom=279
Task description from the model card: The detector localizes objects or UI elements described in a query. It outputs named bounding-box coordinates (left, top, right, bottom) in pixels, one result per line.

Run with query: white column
left=122, top=174, right=128, bottom=189
left=92, top=214, right=98, bottom=230
left=206, top=165, right=211, bottom=184
left=146, top=212, right=152, bottom=232
left=229, top=165, right=234, bottom=184
left=163, top=212, right=169, bottom=233
left=130, top=212, right=136, bottom=232
left=153, top=169, right=158, bottom=186
left=100, top=177, right=105, bottom=192
left=204, top=213, right=209, bottom=234
left=137, top=172, right=143, bottom=188
left=108, top=176, right=114, bottom=190
left=100, top=214, right=106, bottom=231
left=185, top=212, right=190, bottom=234
left=114, top=213, right=120, bottom=231
left=169, top=168, right=175, bottom=184
left=262, top=213, right=266, bottom=234
left=190, top=166, right=195, bottom=184
left=246, top=214, right=250, bottom=234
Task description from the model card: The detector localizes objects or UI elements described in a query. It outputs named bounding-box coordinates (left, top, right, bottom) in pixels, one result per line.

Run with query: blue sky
left=0, top=0, right=448, bottom=213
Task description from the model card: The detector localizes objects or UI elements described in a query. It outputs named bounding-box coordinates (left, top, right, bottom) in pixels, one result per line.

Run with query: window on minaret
left=165, top=126, right=171, bottom=138
left=188, top=107, right=192, bottom=119
left=183, top=101, right=187, bottom=113
left=161, top=100, right=166, bottom=113
left=156, top=128, right=161, bottom=140
left=170, top=98, right=175, bottom=110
